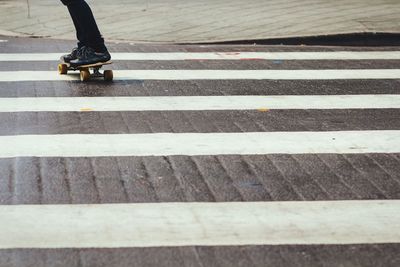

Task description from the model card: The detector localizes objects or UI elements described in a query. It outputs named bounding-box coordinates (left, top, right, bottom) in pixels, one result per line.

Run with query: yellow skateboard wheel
left=80, top=69, right=90, bottom=82
left=104, top=70, right=113, bottom=81
left=58, top=64, right=68, bottom=75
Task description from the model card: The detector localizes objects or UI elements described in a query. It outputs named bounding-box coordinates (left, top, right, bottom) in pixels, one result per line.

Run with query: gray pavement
left=0, top=35, right=400, bottom=266
left=0, top=0, right=400, bottom=43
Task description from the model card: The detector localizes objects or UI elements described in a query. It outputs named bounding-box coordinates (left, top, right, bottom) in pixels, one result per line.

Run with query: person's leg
left=60, top=0, right=107, bottom=52
left=67, top=5, right=86, bottom=48
left=61, top=0, right=85, bottom=48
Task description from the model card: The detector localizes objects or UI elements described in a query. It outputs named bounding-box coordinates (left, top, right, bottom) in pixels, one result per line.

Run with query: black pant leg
left=67, top=5, right=86, bottom=47
left=61, top=0, right=107, bottom=52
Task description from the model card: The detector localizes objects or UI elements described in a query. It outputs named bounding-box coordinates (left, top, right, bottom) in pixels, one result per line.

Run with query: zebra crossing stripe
left=0, top=95, right=399, bottom=112
left=1, top=51, right=400, bottom=61
left=0, top=131, right=399, bottom=158
left=0, top=69, right=400, bottom=82
left=0, top=200, right=399, bottom=248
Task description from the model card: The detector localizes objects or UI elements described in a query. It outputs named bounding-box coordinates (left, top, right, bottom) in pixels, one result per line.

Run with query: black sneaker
left=69, top=47, right=111, bottom=67
left=60, top=47, right=80, bottom=63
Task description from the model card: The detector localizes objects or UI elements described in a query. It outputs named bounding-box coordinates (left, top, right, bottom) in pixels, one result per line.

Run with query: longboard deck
left=65, top=61, right=112, bottom=70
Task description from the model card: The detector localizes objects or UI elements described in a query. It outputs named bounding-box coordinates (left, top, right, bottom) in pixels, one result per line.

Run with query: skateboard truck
left=58, top=61, right=113, bottom=82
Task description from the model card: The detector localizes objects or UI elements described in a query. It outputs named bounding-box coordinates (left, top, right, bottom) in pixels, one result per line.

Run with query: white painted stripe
left=1, top=51, right=400, bottom=61
left=0, top=200, right=399, bottom=248
left=0, top=95, right=399, bottom=112
left=0, top=131, right=399, bottom=158
left=1, top=69, right=400, bottom=82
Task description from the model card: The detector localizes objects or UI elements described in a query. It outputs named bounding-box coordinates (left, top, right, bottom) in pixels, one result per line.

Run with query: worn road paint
left=0, top=200, right=399, bottom=248
left=0, top=131, right=399, bottom=158
left=1, top=69, right=400, bottom=82
left=1, top=51, right=400, bottom=61
left=0, top=95, right=399, bottom=112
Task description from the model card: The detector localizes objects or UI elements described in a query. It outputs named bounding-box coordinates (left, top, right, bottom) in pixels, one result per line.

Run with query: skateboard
left=58, top=61, right=113, bottom=82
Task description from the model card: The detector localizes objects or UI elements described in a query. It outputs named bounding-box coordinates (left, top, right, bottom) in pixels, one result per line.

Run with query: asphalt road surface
left=0, top=36, right=399, bottom=267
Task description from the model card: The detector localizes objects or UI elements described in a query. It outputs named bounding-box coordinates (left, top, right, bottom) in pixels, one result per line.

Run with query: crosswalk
left=1, top=131, right=400, bottom=157
left=0, top=95, right=399, bottom=112
left=2, top=201, right=399, bottom=248
left=2, top=69, right=400, bottom=81
left=0, top=46, right=399, bottom=264
left=2, top=51, right=400, bottom=60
